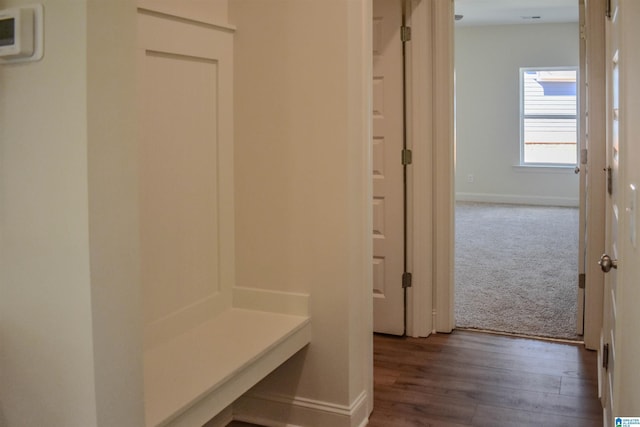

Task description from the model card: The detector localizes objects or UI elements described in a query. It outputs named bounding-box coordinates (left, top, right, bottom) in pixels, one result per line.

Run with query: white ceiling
left=455, top=0, right=579, bottom=27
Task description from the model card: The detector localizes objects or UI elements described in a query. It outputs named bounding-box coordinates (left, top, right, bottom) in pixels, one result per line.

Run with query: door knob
left=574, top=166, right=580, bottom=174
left=599, top=254, right=618, bottom=272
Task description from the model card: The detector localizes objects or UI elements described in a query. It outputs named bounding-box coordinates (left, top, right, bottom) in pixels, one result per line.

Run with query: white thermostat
left=0, top=4, right=43, bottom=64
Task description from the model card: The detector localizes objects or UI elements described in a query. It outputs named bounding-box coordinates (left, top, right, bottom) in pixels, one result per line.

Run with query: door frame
left=405, top=0, right=455, bottom=336
left=406, top=0, right=607, bottom=342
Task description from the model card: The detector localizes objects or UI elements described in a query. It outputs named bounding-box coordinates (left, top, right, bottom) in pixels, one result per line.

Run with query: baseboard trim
left=456, top=192, right=579, bottom=207
left=233, top=390, right=369, bottom=427
left=232, top=286, right=309, bottom=316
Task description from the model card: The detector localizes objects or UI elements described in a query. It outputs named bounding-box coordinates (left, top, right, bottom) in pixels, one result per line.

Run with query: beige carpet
left=455, top=202, right=580, bottom=340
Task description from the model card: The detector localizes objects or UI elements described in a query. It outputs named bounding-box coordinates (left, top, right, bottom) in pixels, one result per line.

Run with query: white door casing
left=424, top=1, right=617, bottom=345
left=437, top=0, right=602, bottom=340
left=405, top=0, right=454, bottom=336
left=372, top=0, right=406, bottom=335
left=432, top=0, right=455, bottom=333
left=404, top=0, right=434, bottom=337
left=404, top=0, right=455, bottom=336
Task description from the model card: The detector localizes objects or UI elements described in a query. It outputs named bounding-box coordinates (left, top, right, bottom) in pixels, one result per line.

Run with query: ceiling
left=454, top=0, right=579, bottom=27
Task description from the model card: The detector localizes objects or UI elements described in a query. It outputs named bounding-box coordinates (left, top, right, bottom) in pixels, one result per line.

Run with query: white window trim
left=512, top=164, right=576, bottom=173
left=519, top=66, right=579, bottom=167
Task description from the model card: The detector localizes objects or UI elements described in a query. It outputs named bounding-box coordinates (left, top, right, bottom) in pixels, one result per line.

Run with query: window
left=520, top=68, right=577, bottom=165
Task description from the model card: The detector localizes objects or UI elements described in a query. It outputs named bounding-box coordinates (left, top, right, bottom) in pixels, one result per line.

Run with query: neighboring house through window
left=520, top=67, right=578, bottom=166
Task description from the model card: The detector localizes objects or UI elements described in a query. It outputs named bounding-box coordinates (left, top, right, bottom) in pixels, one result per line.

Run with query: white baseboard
left=233, top=390, right=369, bottom=427
left=232, top=286, right=309, bottom=316
left=456, top=192, right=579, bottom=207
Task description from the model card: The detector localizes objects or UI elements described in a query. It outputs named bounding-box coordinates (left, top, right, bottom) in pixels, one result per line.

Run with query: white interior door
left=600, top=0, right=640, bottom=423
left=577, top=0, right=587, bottom=336
left=372, top=0, right=405, bottom=335
left=600, top=0, right=620, bottom=423
left=612, top=0, right=640, bottom=417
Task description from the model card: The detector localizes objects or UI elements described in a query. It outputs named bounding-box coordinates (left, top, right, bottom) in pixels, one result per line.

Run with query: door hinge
left=401, top=149, right=412, bottom=165
left=580, top=148, right=588, bottom=165
left=606, top=166, right=613, bottom=196
left=402, top=272, right=412, bottom=288
left=603, top=343, right=610, bottom=370
left=579, top=273, right=586, bottom=289
left=401, top=26, right=411, bottom=42
left=606, top=0, right=612, bottom=19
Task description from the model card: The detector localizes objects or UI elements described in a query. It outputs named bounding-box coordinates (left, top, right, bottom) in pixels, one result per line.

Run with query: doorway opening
left=453, top=0, right=583, bottom=340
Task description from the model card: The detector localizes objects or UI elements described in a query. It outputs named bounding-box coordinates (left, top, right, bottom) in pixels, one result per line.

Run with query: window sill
left=513, top=164, right=577, bottom=174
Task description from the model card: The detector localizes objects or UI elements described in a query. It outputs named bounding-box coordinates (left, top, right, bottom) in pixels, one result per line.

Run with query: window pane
left=524, top=117, right=576, bottom=164
left=524, top=143, right=577, bottom=164
left=521, top=69, right=577, bottom=164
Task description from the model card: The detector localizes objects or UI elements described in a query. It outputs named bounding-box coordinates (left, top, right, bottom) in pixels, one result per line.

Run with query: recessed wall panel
left=139, top=50, right=220, bottom=326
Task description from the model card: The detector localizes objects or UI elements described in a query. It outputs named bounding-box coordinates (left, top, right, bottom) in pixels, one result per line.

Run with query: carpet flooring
left=455, top=202, right=580, bottom=340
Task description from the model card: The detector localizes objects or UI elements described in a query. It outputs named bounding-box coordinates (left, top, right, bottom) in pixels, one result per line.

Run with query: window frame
left=519, top=66, right=579, bottom=167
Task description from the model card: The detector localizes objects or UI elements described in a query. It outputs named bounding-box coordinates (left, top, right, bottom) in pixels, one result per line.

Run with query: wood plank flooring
left=228, top=330, right=602, bottom=426
left=369, top=330, right=602, bottom=426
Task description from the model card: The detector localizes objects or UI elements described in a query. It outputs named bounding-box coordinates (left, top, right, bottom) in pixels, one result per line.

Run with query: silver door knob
left=574, top=166, right=580, bottom=174
left=599, top=254, right=618, bottom=272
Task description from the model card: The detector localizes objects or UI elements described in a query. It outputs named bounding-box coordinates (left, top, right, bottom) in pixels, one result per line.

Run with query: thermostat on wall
left=0, top=4, right=43, bottom=64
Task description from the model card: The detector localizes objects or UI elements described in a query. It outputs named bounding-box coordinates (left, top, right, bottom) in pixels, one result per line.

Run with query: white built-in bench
left=144, top=288, right=311, bottom=427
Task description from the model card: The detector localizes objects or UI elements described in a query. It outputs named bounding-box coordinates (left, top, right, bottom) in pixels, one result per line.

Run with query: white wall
left=455, top=23, right=580, bottom=206
left=0, top=1, right=143, bottom=426
left=230, top=1, right=372, bottom=424
left=0, top=2, right=96, bottom=424
left=86, top=2, right=143, bottom=425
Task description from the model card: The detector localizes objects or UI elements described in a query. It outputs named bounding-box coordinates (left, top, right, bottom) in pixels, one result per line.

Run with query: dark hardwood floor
left=228, top=330, right=602, bottom=426
left=369, top=330, right=602, bottom=426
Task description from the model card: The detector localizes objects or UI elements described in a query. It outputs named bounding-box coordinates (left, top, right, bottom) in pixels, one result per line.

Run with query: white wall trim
left=512, top=165, right=577, bottom=174
left=433, top=0, right=456, bottom=333
left=232, top=286, right=310, bottom=316
left=456, top=192, right=579, bottom=207
left=233, top=390, right=369, bottom=427
left=406, top=0, right=434, bottom=338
